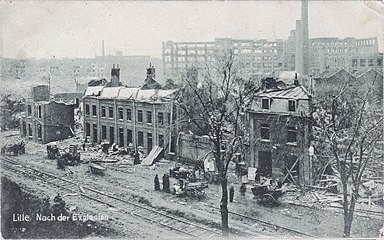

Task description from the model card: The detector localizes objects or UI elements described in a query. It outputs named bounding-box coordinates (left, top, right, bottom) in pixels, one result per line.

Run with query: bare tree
left=176, top=51, right=256, bottom=236
left=313, top=75, right=383, bottom=237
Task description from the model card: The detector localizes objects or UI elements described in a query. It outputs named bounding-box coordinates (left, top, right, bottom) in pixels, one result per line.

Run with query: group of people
left=154, top=174, right=170, bottom=192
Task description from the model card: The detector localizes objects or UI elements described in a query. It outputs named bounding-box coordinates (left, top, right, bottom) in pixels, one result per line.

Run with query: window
left=158, top=112, right=164, bottom=125
left=360, top=59, right=366, bottom=67
left=288, top=100, right=296, bottom=112
left=109, top=126, right=114, bottom=143
left=138, top=110, right=143, bottom=123
left=37, top=124, right=42, bottom=139
left=101, top=106, right=106, bottom=118
left=287, top=127, right=297, bottom=143
left=85, top=104, right=90, bottom=115
left=352, top=59, right=358, bottom=67
left=138, top=131, right=144, bottom=146
left=368, top=59, right=374, bottom=66
left=147, top=133, right=153, bottom=151
left=262, top=98, right=270, bottom=110
left=38, top=105, right=42, bottom=118
left=101, top=125, right=107, bottom=140
left=28, top=124, right=32, bottom=137
left=127, top=129, right=133, bottom=145
left=147, top=111, right=152, bottom=124
left=119, top=128, right=124, bottom=147
left=85, top=123, right=90, bottom=136
left=27, top=105, right=32, bottom=116
left=260, top=124, right=270, bottom=140
left=92, top=124, right=98, bottom=142
left=127, top=109, right=132, bottom=121
left=159, top=134, right=164, bottom=148
left=92, top=105, right=97, bottom=116
left=167, top=113, right=171, bottom=125
left=109, top=107, right=114, bottom=118
left=118, top=108, right=124, bottom=120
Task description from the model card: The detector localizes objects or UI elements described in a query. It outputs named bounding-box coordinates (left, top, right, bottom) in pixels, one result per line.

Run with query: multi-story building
left=309, top=37, right=381, bottom=75
left=82, top=65, right=179, bottom=157
left=20, top=85, right=75, bottom=144
left=163, top=37, right=382, bottom=80
left=245, top=77, right=313, bottom=185
left=162, top=38, right=291, bottom=82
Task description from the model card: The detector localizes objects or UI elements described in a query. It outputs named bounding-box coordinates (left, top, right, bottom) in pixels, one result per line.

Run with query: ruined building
left=20, top=85, right=75, bottom=144
left=82, top=65, right=179, bottom=158
left=245, top=76, right=313, bottom=185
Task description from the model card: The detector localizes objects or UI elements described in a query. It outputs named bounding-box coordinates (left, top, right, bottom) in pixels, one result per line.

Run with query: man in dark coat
left=162, top=174, right=170, bottom=193
left=154, top=174, right=160, bottom=191
left=229, top=185, right=234, bottom=202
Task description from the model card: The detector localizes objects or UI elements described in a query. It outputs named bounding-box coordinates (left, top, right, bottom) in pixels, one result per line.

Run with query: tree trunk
left=343, top=190, right=357, bottom=237
left=220, top=177, right=229, bottom=237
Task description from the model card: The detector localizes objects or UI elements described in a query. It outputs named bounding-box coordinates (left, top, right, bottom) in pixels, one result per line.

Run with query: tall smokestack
left=295, top=0, right=310, bottom=76
left=102, top=40, right=105, bottom=58
left=301, top=0, right=309, bottom=76
left=111, top=64, right=120, bottom=87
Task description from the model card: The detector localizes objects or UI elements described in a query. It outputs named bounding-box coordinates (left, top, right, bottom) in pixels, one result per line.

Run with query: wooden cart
left=251, top=184, right=282, bottom=207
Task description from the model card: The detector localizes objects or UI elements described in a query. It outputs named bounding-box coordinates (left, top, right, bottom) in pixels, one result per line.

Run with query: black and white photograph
left=0, top=0, right=383, bottom=239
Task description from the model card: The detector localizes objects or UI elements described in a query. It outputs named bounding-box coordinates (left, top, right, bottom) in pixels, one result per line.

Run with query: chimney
left=146, top=63, right=156, bottom=79
left=111, top=64, right=120, bottom=87
left=294, top=73, right=300, bottom=86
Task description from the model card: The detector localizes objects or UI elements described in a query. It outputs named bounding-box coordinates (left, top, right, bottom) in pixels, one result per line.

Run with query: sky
left=1, top=1, right=383, bottom=59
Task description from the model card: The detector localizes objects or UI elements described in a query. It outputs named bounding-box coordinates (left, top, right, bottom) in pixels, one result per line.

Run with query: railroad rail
left=0, top=156, right=221, bottom=238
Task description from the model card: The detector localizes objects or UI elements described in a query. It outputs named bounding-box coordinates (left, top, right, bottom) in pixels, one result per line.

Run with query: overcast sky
left=1, top=1, right=383, bottom=59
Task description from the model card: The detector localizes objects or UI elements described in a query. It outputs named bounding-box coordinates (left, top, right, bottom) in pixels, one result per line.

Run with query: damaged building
left=82, top=65, right=179, bottom=158
left=245, top=77, right=313, bottom=185
left=20, top=85, right=76, bottom=144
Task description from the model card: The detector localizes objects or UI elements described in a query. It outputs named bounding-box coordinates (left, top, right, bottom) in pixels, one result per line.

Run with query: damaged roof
left=257, top=85, right=310, bottom=100
left=84, top=86, right=178, bottom=102
left=84, top=86, right=104, bottom=96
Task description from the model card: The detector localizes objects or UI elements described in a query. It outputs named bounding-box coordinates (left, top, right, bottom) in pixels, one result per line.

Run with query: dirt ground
left=1, top=131, right=383, bottom=238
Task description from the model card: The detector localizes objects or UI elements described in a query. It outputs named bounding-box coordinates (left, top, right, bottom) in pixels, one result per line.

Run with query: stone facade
left=245, top=78, right=313, bottom=185
left=82, top=66, right=179, bottom=157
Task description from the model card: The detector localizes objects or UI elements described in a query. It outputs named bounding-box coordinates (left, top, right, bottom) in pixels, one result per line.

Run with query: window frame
left=138, top=110, right=143, bottom=123
left=288, top=100, right=296, bottom=112
left=260, top=124, right=270, bottom=140
left=261, top=98, right=270, bottom=110
left=287, top=126, right=297, bottom=143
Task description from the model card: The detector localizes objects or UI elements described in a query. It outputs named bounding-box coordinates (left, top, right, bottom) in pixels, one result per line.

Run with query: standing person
left=239, top=183, right=246, bottom=200
left=133, top=152, right=140, bottom=165
left=82, top=141, right=86, bottom=151
left=229, top=185, right=235, bottom=203
left=162, top=174, right=170, bottom=193
left=154, top=174, right=160, bottom=191
left=309, top=144, right=315, bottom=162
left=255, top=169, right=260, bottom=183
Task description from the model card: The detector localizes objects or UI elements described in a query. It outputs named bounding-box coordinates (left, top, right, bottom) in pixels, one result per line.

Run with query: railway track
left=0, top=156, right=221, bottom=238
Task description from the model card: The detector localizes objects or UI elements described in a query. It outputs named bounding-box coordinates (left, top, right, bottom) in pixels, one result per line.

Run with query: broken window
left=127, top=109, right=132, bottom=121
left=85, top=104, right=90, bottom=116
left=85, top=123, right=90, bottom=137
left=262, top=98, right=270, bottom=110
left=109, top=107, right=113, bottom=118
left=138, top=110, right=143, bottom=123
left=147, top=111, right=152, bottom=124
left=101, top=125, right=107, bottom=140
left=118, top=108, right=123, bottom=120
left=288, top=100, right=296, bottom=112
left=360, top=59, right=366, bottom=67
left=28, top=124, right=32, bottom=137
left=92, top=124, right=97, bottom=142
left=92, top=105, right=97, bottom=116
left=260, top=124, right=270, bottom=140
left=368, top=58, right=374, bottom=66
left=119, top=128, right=124, bottom=147
left=352, top=59, right=358, bottom=67
left=101, top=106, right=106, bottom=118
left=109, top=126, right=114, bottom=143
left=27, top=105, right=32, bottom=116
left=159, top=134, right=164, bottom=148
left=138, top=131, right=144, bottom=146
left=37, top=124, right=42, bottom=140
left=158, top=112, right=164, bottom=125
left=127, top=129, right=133, bottom=145
left=287, top=126, right=297, bottom=143
left=38, top=105, right=42, bottom=118
left=147, top=132, right=153, bottom=152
